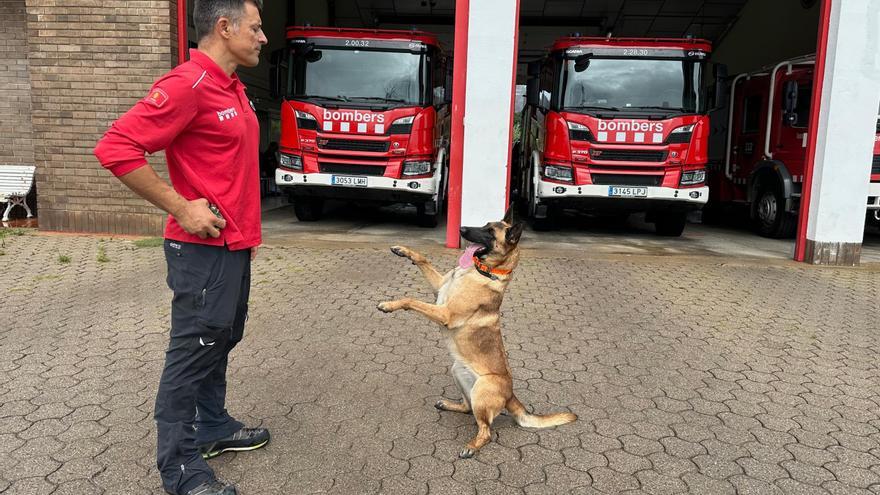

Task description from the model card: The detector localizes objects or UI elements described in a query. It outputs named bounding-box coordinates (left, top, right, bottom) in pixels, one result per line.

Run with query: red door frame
left=446, top=0, right=470, bottom=248
left=794, top=0, right=832, bottom=261
left=177, top=0, right=188, bottom=65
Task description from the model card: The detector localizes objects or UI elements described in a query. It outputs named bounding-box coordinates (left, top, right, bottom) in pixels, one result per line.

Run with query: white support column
left=802, top=0, right=880, bottom=265
left=459, top=0, right=519, bottom=227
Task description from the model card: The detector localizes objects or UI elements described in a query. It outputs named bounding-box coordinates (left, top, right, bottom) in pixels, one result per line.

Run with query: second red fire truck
left=705, top=55, right=880, bottom=237
left=515, top=36, right=714, bottom=235
left=270, top=27, right=450, bottom=227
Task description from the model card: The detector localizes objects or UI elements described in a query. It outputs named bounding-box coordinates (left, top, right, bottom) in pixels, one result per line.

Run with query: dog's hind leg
left=459, top=379, right=506, bottom=458
left=390, top=245, right=445, bottom=291
left=437, top=361, right=475, bottom=414
left=435, top=399, right=471, bottom=413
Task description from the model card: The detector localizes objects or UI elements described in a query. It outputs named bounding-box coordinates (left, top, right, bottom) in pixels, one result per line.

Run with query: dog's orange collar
left=473, top=256, right=511, bottom=280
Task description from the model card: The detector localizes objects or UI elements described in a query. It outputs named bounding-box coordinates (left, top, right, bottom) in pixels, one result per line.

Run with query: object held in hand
left=209, top=204, right=223, bottom=219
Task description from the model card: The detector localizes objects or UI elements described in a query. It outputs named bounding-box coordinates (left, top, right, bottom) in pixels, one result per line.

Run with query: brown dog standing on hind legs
left=377, top=207, right=577, bottom=458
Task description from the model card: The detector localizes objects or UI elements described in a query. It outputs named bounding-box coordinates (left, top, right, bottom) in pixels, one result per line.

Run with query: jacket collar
left=189, top=49, right=240, bottom=89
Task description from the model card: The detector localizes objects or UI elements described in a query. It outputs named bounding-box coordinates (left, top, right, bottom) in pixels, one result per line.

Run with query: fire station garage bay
left=7, top=0, right=880, bottom=265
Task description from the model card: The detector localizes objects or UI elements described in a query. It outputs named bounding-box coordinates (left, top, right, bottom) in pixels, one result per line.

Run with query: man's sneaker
left=199, top=427, right=270, bottom=459
left=171, top=479, right=237, bottom=495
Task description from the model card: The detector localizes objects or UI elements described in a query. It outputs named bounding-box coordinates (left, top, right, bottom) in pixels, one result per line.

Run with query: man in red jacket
left=94, top=1, right=268, bottom=494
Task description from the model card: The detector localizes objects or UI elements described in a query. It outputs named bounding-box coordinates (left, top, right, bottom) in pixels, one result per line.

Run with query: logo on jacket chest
left=217, top=107, right=239, bottom=122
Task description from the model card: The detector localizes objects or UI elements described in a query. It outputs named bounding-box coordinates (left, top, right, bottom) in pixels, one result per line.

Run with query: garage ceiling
left=330, top=0, right=748, bottom=61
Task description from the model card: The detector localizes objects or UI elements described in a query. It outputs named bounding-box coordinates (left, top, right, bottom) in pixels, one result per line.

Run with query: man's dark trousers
left=156, top=240, right=251, bottom=494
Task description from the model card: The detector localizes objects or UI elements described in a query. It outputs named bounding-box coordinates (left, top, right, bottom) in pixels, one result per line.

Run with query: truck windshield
left=560, top=58, right=704, bottom=115
left=290, top=47, right=427, bottom=107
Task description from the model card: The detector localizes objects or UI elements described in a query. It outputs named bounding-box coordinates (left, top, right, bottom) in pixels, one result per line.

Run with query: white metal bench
left=0, top=165, right=36, bottom=222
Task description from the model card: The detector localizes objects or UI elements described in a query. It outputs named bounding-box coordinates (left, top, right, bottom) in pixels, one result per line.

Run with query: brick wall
left=0, top=0, right=35, bottom=168
left=25, top=0, right=178, bottom=235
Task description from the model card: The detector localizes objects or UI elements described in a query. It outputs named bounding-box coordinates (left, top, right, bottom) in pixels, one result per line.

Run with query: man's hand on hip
left=178, top=198, right=227, bottom=239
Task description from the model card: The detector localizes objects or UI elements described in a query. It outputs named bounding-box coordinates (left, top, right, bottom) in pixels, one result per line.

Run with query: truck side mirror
left=782, top=80, right=798, bottom=126
left=527, top=60, right=542, bottom=77
left=269, top=48, right=285, bottom=99
left=444, top=63, right=453, bottom=104
left=526, top=77, right=540, bottom=107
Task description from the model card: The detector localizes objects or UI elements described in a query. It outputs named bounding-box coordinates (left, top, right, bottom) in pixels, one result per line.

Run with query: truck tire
left=416, top=202, right=439, bottom=228
left=532, top=205, right=558, bottom=231
left=754, top=184, right=796, bottom=238
left=654, top=211, right=687, bottom=236
left=294, top=198, right=323, bottom=222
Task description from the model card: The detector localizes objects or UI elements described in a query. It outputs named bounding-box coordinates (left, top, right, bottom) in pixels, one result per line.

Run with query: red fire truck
left=269, top=27, right=450, bottom=227
left=515, top=37, right=713, bottom=235
left=866, top=112, right=880, bottom=222
left=706, top=55, right=880, bottom=237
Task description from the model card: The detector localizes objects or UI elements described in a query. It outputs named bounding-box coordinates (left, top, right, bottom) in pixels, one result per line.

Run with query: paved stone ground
left=2, top=230, right=880, bottom=494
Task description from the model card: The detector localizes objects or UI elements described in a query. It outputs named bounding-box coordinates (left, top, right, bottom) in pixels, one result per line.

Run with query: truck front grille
left=591, top=149, right=668, bottom=162
left=320, top=163, right=387, bottom=176
left=591, top=174, right=662, bottom=187
left=318, top=139, right=389, bottom=153
left=872, top=155, right=880, bottom=175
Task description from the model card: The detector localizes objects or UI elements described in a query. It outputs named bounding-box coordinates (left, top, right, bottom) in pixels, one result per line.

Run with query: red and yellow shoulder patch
left=145, top=88, right=169, bottom=108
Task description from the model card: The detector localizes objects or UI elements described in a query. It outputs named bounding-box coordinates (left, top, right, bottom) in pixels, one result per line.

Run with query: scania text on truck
left=269, top=27, right=450, bottom=227
left=705, top=55, right=880, bottom=237
left=515, top=37, right=714, bottom=235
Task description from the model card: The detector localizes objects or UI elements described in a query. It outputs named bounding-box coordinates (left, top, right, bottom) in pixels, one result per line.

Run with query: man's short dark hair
left=193, top=0, right=263, bottom=41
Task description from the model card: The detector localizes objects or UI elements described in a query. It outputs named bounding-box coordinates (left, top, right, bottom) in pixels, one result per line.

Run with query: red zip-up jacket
left=94, top=49, right=261, bottom=250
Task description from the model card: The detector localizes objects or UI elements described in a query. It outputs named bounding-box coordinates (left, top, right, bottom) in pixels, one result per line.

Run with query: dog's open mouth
left=464, top=243, right=489, bottom=259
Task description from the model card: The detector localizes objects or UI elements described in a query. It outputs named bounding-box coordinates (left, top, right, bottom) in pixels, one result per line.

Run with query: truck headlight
left=278, top=153, right=303, bottom=171
left=388, top=116, right=415, bottom=135
left=295, top=110, right=318, bottom=131
left=680, top=169, right=706, bottom=186
left=543, top=164, right=573, bottom=182
left=402, top=160, right=432, bottom=176
left=567, top=121, right=594, bottom=142
left=667, top=123, right=695, bottom=144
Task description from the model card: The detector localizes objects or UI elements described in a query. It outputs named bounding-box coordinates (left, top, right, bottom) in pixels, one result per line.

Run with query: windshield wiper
left=346, top=96, right=410, bottom=104
left=565, top=105, right=622, bottom=112
left=292, top=94, right=349, bottom=102
left=628, top=106, right=692, bottom=113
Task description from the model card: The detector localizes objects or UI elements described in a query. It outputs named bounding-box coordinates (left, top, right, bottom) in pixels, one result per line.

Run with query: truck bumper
left=867, top=182, right=880, bottom=211
left=535, top=181, right=709, bottom=214
left=276, top=169, right=437, bottom=204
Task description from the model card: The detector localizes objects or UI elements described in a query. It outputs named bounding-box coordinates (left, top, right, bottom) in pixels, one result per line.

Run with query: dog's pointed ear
left=506, top=221, right=524, bottom=245
left=503, top=202, right=516, bottom=224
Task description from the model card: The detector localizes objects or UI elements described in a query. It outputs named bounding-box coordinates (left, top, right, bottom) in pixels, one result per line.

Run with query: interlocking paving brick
left=2, top=233, right=880, bottom=494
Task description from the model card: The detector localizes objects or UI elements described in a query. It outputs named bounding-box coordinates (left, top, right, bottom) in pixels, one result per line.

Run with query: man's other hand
left=178, top=198, right=226, bottom=239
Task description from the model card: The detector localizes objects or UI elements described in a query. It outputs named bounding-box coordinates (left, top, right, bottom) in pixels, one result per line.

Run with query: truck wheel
left=754, top=184, right=795, bottom=238
left=655, top=211, right=687, bottom=236
left=294, top=198, right=323, bottom=222
left=416, top=203, right=439, bottom=228
left=532, top=205, right=558, bottom=231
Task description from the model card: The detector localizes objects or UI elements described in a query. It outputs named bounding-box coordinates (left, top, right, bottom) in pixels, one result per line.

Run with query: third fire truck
left=516, top=36, right=714, bottom=235
left=705, top=55, right=880, bottom=237
left=270, top=27, right=449, bottom=227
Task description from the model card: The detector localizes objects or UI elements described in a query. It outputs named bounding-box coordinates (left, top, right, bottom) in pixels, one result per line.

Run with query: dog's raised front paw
left=390, top=246, right=409, bottom=258
left=377, top=302, right=394, bottom=313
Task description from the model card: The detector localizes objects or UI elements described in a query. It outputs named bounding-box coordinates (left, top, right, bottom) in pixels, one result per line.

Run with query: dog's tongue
left=459, top=244, right=480, bottom=268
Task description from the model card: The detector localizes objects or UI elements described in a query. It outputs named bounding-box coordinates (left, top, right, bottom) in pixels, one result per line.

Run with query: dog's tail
left=506, top=396, right=577, bottom=429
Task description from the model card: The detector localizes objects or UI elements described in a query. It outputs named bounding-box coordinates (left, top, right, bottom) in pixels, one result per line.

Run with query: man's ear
left=216, top=17, right=234, bottom=39
left=503, top=202, right=516, bottom=224
left=506, top=222, right=524, bottom=245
